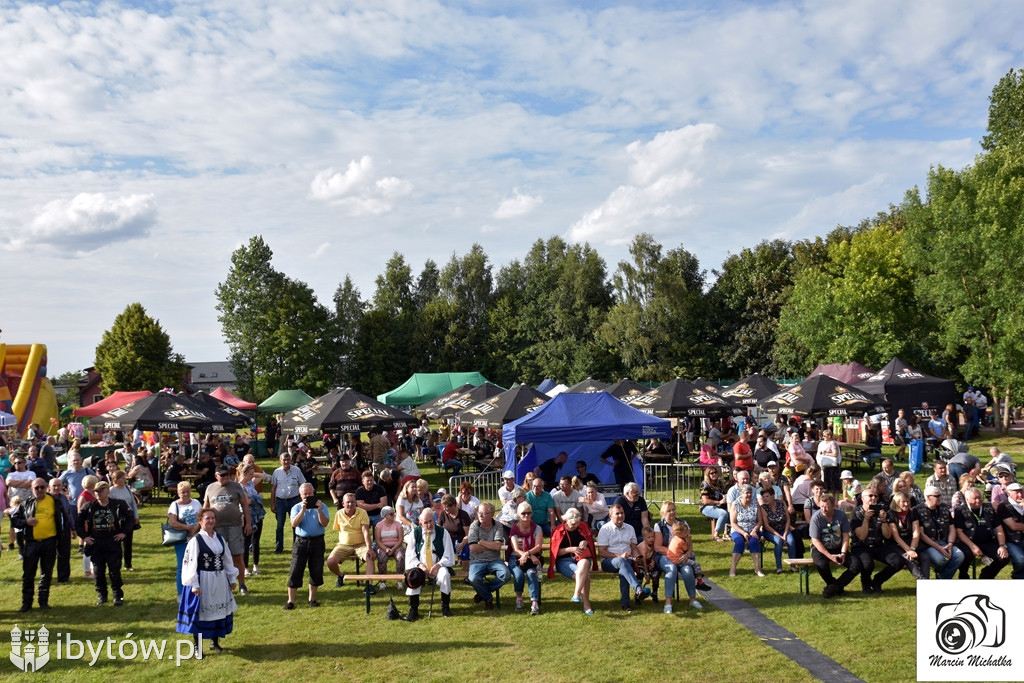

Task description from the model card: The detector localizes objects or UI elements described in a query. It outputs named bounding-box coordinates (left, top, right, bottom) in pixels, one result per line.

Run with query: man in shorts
left=326, top=492, right=375, bottom=588
left=203, top=465, right=252, bottom=595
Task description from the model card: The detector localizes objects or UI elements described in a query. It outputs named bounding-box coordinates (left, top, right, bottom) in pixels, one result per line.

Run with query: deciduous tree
left=94, top=303, right=186, bottom=393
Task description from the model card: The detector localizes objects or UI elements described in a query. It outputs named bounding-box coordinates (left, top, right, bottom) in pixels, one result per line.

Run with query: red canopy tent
left=73, top=390, right=153, bottom=418
left=211, top=386, right=258, bottom=411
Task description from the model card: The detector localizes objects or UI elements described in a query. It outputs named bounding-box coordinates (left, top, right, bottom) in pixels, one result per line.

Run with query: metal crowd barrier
left=447, top=469, right=504, bottom=505
left=642, top=462, right=707, bottom=507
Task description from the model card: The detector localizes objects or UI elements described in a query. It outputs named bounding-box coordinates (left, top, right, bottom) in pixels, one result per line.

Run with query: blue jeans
left=922, top=541, right=966, bottom=579
left=701, top=505, right=729, bottom=535
left=468, top=560, right=510, bottom=602
left=533, top=521, right=552, bottom=537
left=763, top=530, right=799, bottom=569
left=510, top=561, right=540, bottom=600
left=655, top=554, right=678, bottom=599
left=601, top=557, right=641, bottom=605
left=275, top=497, right=299, bottom=551
left=731, top=531, right=761, bottom=554
left=1005, top=541, right=1024, bottom=579
left=947, top=463, right=966, bottom=485
left=174, top=540, right=187, bottom=597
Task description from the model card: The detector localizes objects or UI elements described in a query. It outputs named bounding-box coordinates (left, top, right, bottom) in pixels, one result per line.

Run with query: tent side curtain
left=377, top=372, right=488, bottom=406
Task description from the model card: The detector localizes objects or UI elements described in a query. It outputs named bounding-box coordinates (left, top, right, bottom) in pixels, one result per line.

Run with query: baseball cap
left=502, top=470, right=515, bottom=480
left=767, top=461, right=778, bottom=467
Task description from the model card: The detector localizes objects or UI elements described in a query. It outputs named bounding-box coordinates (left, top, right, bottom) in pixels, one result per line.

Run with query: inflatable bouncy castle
left=0, top=343, right=60, bottom=437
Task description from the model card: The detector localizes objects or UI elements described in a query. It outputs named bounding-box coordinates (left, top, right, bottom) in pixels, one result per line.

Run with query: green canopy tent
left=258, top=389, right=315, bottom=414
left=257, top=389, right=314, bottom=456
left=377, top=372, right=489, bottom=406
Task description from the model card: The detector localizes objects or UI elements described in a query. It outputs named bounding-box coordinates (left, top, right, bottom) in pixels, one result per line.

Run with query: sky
left=2, top=1, right=1022, bottom=377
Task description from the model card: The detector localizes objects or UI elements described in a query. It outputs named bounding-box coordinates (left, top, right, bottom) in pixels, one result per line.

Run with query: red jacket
left=547, top=521, right=596, bottom=579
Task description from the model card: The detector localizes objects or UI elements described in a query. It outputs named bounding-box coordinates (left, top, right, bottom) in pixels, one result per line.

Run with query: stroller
left=938, top=439, right=968, bottom=463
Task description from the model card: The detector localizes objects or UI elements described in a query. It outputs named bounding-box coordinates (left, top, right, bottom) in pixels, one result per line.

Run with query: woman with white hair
left=728, top=484, right=765, bottom=577
left=548, top=507, right=596, bottom=614
left=614, top=482, right=650, bottom=543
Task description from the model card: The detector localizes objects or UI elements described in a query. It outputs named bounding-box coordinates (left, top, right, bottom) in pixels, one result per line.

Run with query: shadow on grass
left=225, top=639, right=513, bottom=661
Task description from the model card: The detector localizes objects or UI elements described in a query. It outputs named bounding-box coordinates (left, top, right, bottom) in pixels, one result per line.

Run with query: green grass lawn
left=2, top=432, right=1020, bottom=682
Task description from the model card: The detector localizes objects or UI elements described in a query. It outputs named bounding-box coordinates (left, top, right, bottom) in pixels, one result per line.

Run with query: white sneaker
left=251, top=566, right=261, bottom=576
left=690, top=599, right=703, bottom=610
left=244, top=569, right=252, bottom=577
left=378, top=581, right=387, bottom=591
left=663, top=604, right=673, bottom=614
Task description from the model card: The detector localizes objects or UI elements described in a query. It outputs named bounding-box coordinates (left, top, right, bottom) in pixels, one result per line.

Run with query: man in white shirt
left=597, top=504, right=650, bottom=613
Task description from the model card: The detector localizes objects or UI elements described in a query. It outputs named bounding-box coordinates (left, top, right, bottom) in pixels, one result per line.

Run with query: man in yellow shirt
left=326, top=493, right=375, bottom=586
left=11, top=477, right=64, bottom=612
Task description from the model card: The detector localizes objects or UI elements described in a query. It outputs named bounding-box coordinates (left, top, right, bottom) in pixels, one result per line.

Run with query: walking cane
left=427, top=579, right=436, bottom=618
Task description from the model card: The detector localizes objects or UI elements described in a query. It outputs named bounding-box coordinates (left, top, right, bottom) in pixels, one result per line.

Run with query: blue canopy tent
left=502, top=392, right=672, bottom=491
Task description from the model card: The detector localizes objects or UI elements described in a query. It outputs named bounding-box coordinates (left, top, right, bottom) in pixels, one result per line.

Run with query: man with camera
left=954, top=487, right=1009, bottom=579
left=849, top=489, right=904, bottom=593
left=285, top=482, right=330, bottom=609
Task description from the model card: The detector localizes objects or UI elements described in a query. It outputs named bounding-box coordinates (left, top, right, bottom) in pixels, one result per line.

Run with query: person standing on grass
left=204, top=465, right=252, bottom=595
left=238, top=463, right=268, bottom=578
left=285, top=482, right=329, bottom=610
left=271, top=452, right=305, bottom=554
left=176, top=508, right=238, bottom=654
left=77, top=481, right=130, bottom=606
left=47, top=478, right=74, bottom=584
left=11, top=477, right=63, bottom=612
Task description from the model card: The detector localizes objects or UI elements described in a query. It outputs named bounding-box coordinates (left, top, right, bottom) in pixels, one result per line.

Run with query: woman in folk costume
left=176, top=508, right=238, bottom=653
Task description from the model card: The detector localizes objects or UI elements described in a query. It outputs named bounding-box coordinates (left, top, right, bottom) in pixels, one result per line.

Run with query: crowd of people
left=696, top=412, right=1024, bottom=598
left=2, top=408, right=1021, bottom=647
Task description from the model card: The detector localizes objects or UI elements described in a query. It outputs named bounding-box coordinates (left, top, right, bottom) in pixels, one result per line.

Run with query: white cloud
left=493, top=189, right=543, bottom=219
left=311, top=242, right=331, bottom=259
left=309, top=156, right=412, bottom=215
left=568, top=124, right=721, bottom=244
left=6, top=192, right=157, bottom=255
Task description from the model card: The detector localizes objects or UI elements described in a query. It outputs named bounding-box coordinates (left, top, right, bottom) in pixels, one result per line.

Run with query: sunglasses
left=33, top=485, right=47, bottom=490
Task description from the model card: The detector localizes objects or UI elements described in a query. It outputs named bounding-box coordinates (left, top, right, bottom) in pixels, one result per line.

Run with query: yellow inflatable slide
left=0, top=343, right=60, bottom=437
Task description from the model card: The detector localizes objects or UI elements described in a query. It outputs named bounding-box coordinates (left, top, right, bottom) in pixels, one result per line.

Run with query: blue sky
left=2, top=1, right=1022, bottom=376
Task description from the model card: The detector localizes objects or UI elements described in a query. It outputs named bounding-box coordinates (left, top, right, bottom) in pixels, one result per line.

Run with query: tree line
left=95, top=69, right=1024, bottom=430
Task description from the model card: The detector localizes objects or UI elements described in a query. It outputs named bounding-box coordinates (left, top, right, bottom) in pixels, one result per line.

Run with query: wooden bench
left=783, top=558, right=815, bottom=594
left=351, top=570, right=503, bottom=614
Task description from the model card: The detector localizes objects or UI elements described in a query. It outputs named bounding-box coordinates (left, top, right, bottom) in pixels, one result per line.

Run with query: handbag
left=161, top=502, right=188, bottom=546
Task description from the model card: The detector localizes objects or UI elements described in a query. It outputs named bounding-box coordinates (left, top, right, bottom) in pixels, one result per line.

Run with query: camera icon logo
left=935, top=594, right=1005, bottom=655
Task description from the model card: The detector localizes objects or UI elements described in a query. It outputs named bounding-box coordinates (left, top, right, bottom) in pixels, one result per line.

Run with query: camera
left=935, top=594, right=1005, bottom=655
left=869, top=504, right=884, bottom=513
left=304, top=495, right=319, bottom=509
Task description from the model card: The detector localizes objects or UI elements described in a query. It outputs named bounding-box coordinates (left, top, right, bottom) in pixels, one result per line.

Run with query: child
left=635, top=526, right=663, bottom=601
left=668, top=520, right=710, bottom=591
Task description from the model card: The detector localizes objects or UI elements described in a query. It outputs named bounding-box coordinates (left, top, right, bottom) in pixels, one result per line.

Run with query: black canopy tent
left=758, top=375, right=887, bottom=418
left=458, top=384, right=550, bottom=429
left=564, top=377, right=609, bottom=394
left=414, top=383, right=476, bottom=419
left=432, top=382, right=506, bottom=419
left=89, top=391, right=245, bottom=433
left=854, top=357, right=957, bottom=424
left=720, top=373, right=783, bottom=406
left=627, top=378, right=744, bottom=418
left=280, top=387, right=418, bottom=436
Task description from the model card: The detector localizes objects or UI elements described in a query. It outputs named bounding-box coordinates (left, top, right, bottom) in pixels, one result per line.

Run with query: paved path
left=700, top=579, right=864, bottom=683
